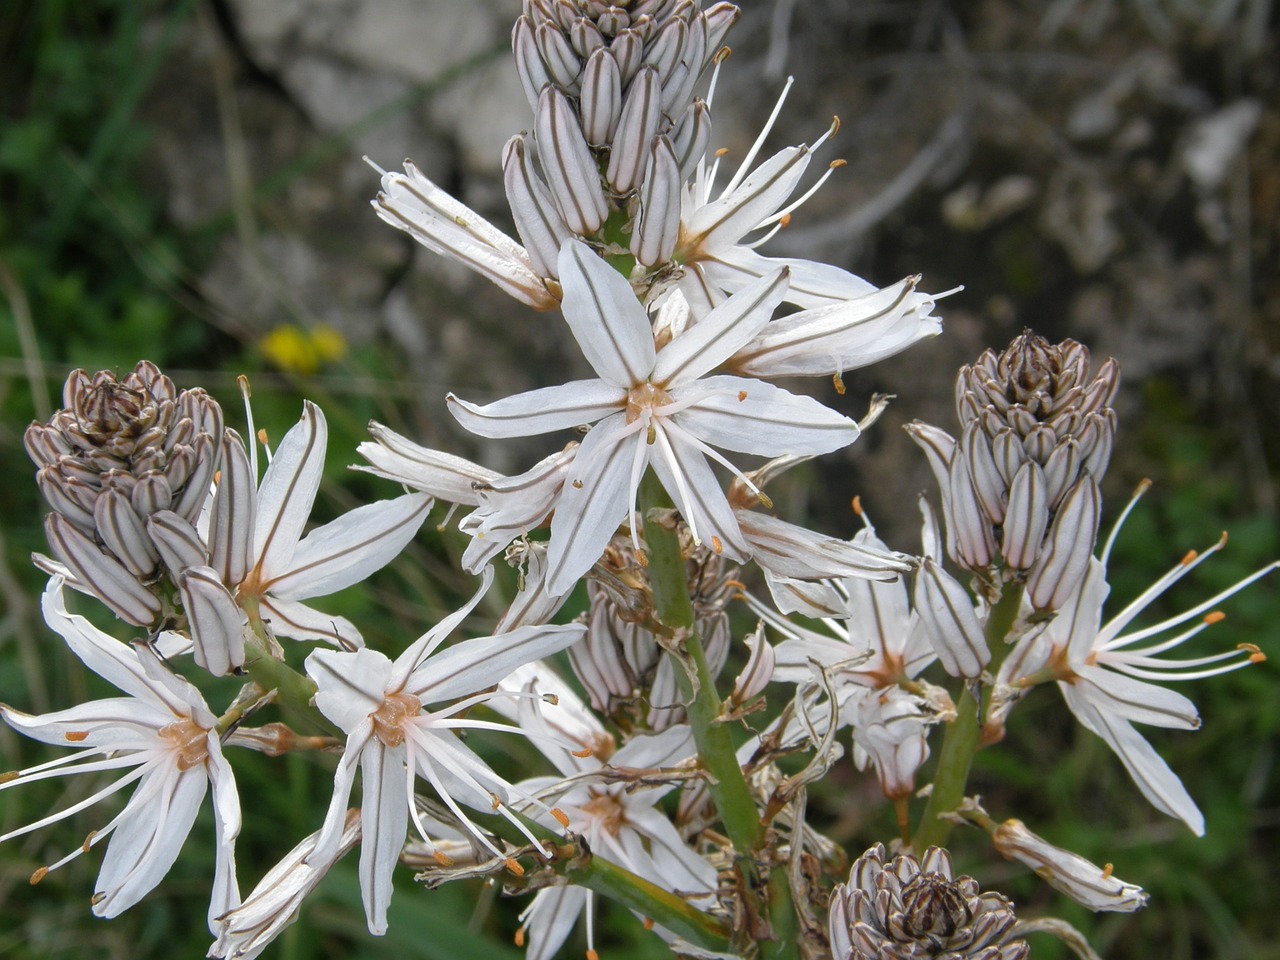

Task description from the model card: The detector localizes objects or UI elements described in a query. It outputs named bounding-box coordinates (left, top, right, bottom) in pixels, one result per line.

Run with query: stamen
left=30, top=866, right=48, bottom=885
left=433, top=850, right=454, bottom=866
left=721, top=76, right=794, bottom=198
left=238, top=374, right=258, bottom=478
left=552, top=807, right=571, bottom=828
left=1100, top=478, right=1152, bottom=565
left=756, top=157, right=845, bottom=230
left=505, top=857, right=525, bottom=877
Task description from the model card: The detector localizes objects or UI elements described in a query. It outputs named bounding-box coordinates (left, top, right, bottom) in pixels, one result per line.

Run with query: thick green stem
left=639, top=473, right=799, bottom=960
left=913, top=583, right=1024, bottom=850
left=219, top=604, right=333, bottom=737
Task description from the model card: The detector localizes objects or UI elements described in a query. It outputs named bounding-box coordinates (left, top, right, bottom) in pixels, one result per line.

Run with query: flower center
left=625, top=382, right=673, bottom=427
left=372, top=691, right=423, bottom=747
left=159, top=718, right=211, bottom=771
left=581, top=788, right=628, bottom=837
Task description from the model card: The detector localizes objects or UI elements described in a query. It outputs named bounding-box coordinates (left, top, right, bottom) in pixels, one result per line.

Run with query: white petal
left=611, top=725, right=696, bottom=770
left=558, top=238, right=656, bottom=387
left=40, top=578, right=172, bottom=710
left=684, top=146, right=810, bottom=254
left=260, top=597, right=362, bottom=648
left=0, top=698, right=170, bottom=749
left=409, top=624, right=586, bottom=704
left=206, top=737, right=243, bottom=930
left=648, top=429, right=750, bottom=560
left=523, top=885, right=589, bottom=960
left=253, top=402, right=327, bottom=580
left=447, top=380, right=625, bottom=439
left=356, top=421, right=498, bottom=506
left=1073, top=667, right=1199, bottom=730
left=625, top=805, right=717, bottom=893
left=307, top=648, right=394, bottom=732
left=738, top=510, right=913, bottom=580
left=705, top=245, right=877, bottom=307
left=652, top=268, right=790, bottom=385
left=1063, top=685, right=1204, bottom=835
left=358, top=740, right=408, bottom=935
left=94, top=767, right=206, bottom=917
left=544, top=417, right=637, bottom=595
left=267, top=493, right=431, bottom=600
left=676, top=376, right=860, bottom=456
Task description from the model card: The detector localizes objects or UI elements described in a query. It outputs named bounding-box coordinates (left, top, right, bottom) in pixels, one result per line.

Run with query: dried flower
left=829, top=844, right=1028, bottom=960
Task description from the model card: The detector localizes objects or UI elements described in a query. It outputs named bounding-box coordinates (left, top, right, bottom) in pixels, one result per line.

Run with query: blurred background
left=0, top=0, right=1276, bottom=957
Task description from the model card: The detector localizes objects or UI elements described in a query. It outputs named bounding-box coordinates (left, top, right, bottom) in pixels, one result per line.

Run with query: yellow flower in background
left=260, top=324, right=347, bottom=376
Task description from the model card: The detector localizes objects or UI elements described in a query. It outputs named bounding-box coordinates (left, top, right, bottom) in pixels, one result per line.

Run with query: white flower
left=508, top=680, right=715, bottom=960
left=669, top=76, right=944, bottom=371
left=152, top=401, right=432, bottom=675
left=995, top=524, right=1276, bottom=835
left=449, top=238, right=861, bottom=595
left=304, top=568, right=586, bottom=935
left=0, top=578, right=240, bottom=930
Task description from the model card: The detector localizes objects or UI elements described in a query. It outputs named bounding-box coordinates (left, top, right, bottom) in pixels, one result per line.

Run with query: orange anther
left=505, top=858, right=525, bottom=877
left=65, top=731, right=89, bottom=742
left=552, top=807, right=571, bottom=828
left=30, top=866, right=48, bottom=885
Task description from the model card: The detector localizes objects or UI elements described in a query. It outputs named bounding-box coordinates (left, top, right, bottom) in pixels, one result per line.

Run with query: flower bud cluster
left=25, top=363, right=225, bottom=625
left=909, top=332, right=1119, bottom=610
left=829, top=844, right=1029, bottom=960
left=508, top=0, right=739, bottom=275
left=570, top=536, right=731, bottom=730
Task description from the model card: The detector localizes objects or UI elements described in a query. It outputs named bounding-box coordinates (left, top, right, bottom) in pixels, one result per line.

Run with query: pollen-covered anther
left=505, top=858, right=525, bottom=877
left=158, top=718, right=211, bottom=771
left=1241, top=643, right=1266, bottom=663
left=0, top=771, right=18, bottom=784
left=433, top=850, right=454, bottom=867
left=737, top=390, right=747, bottom=402
left=370, top=692, right=422, bottom=748
left=514, top=928, right=526, bottom=948
left=1204, top=611, right=1226, bottom=625
left=543, top=693, right=560, bottom=706
left=711, top=536, right=723, bottom=554
left=572, top=746, right=595, bottom=758
left=1102, top=863, right=1114, bottom=879
left=830, top=158, right=847, bottom=169
left=1181, top=549, right=1198, bottom=566
left=832, top=371, right=846, bottom=395
left=257, top=428, right=270, bottom=447
left=643, top=917, right=655, bottom=930
left=778, top=212, right=792, bottom=228
left=491, top=792, right=502, bottom=812
left=552, top=807, right=571, bottom=828
left=851, top=495, right=864, bottom=516
left=30, top=866, right=49, bottom=885
left=82, top=830, right=97, bottom=853
left=65, top=730, right=89, bottom=742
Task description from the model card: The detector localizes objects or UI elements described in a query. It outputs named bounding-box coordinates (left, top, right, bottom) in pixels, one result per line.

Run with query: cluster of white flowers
left=7, top=3, right=1275, bottom=959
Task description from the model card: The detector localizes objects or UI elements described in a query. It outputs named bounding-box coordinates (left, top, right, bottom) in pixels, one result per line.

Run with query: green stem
left=913, top=582, right=1024, bottom=850
left=639, top=473, right=799, bottom=960
left=218, top=605, right=333, bottom=737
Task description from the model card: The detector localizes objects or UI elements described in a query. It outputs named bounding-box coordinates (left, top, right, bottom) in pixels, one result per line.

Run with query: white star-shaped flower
left=995, top=528, right=1275, bottom=835
left=499, top=666, right=714, bottom=960
left=449, top=238, right=861, bottom=595
left=304, top=568, right=585, bottom=935
left=151, top=401, right=431, bottom=675
left=0, top=578, right=240, bottom=930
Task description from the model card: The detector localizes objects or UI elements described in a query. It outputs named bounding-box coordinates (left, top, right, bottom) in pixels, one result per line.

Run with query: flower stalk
left=914, top=584, right=1024, bottom=850
left=640, top=471, right=799, bottom=960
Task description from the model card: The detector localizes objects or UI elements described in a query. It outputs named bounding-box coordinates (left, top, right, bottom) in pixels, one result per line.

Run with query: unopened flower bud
left=992, top=818, right=1148, bottom=913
